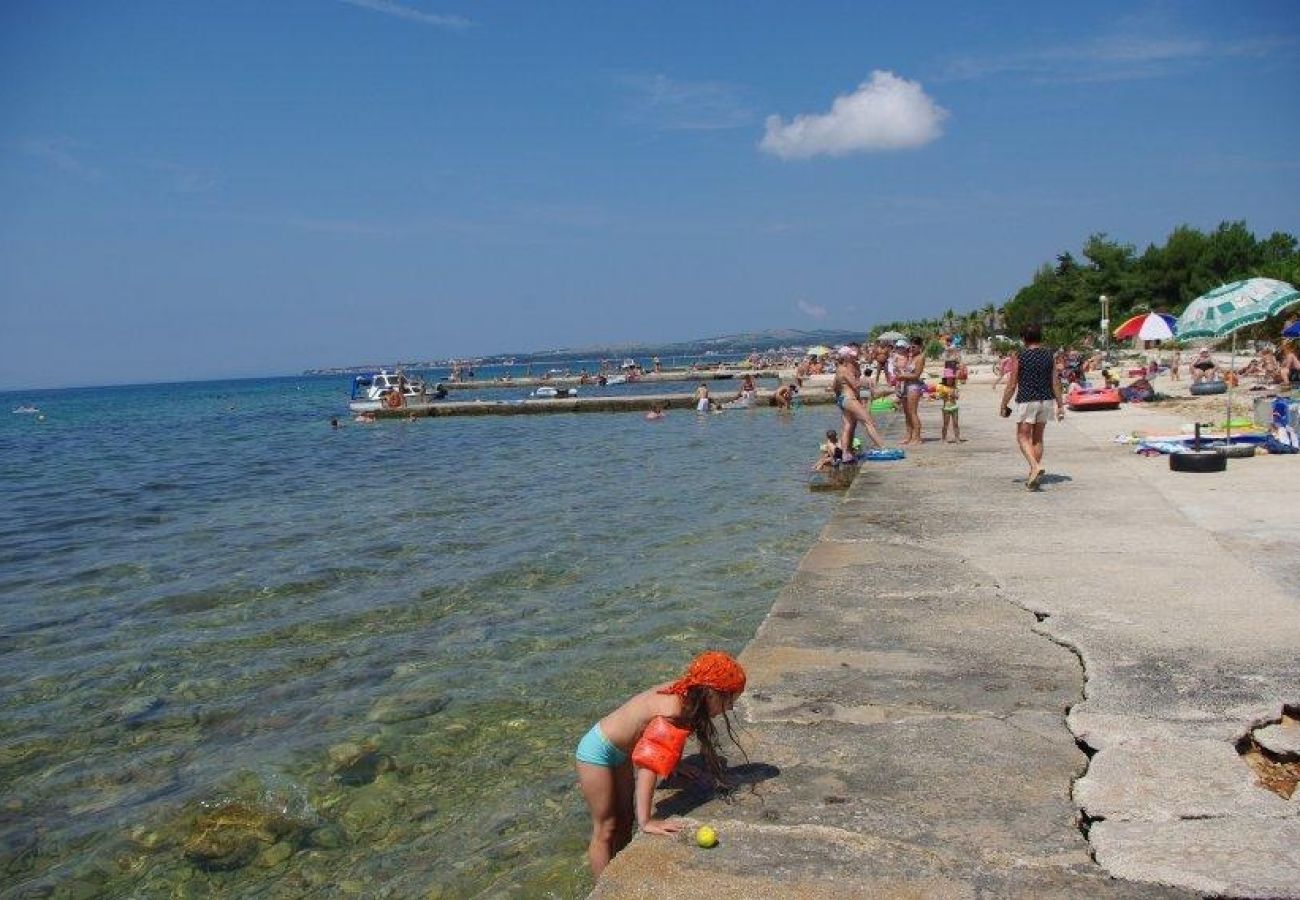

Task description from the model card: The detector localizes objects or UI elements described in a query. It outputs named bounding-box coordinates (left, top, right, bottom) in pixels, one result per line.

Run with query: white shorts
left=696, top=398, right=710, bottom=411
left=1016, top=400, right=1053, bottom=424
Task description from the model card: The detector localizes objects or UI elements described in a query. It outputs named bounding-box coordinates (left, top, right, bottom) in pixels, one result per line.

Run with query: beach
left=3, top=369, right=1297, bottom=898
left=592, top=369, right=1300, bottom=899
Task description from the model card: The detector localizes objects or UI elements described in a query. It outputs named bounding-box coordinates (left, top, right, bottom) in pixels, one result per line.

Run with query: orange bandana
left=663, top=651, right=747, bottom=696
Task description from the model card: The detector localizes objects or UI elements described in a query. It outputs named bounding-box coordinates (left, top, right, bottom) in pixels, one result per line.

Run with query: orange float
left=1067, top=385, right=1122, bottom=411
left=385, top=391, right=404, bottom=410
left=631, top=716, right=691, bottom=778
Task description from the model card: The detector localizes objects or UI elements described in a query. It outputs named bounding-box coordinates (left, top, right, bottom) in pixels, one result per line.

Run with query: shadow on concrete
left=653, top=759, right=781, bottom=818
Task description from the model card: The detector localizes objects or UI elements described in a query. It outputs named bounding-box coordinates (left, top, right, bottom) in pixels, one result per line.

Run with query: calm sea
left=0, top=374, right=864, bottom=899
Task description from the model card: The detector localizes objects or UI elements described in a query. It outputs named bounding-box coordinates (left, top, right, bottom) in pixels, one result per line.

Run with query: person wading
left=1000, top=323, right=1064, bottom=490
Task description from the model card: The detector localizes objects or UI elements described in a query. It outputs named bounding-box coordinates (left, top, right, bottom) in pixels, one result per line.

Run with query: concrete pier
left=368, top=389, right=845, bottom=418
left=590, top=380, right=1300, bottom=898
left=435, top=368, right=784, bottom=391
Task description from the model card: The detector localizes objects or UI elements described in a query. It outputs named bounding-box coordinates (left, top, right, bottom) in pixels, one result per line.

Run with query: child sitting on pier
left=575, top=651, right=747, bottom=876
left=812, top=429, right=842, bottom=471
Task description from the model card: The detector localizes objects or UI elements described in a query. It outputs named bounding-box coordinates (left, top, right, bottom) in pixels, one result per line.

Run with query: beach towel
left=1265, top=425, right=1299, bottom=453
left=1135, top=441, right=1190, bottom=456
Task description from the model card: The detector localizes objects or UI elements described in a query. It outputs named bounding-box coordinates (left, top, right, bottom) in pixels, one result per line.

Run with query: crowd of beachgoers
left=776, top=322, right=1300, bottom=483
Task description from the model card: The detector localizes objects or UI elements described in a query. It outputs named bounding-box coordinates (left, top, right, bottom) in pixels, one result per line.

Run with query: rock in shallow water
left=366, top=693, right=449, bottom=724
left=331, top=750, right=396, bottom=787
left=113, top=695, right=164, bottom=728
left=181, top=802, right=305, bottom=872
left=328, top=742, right=364, bottom=767
left=306, top=823, right=347, bottom=850
left=257, top=840, right=294, bottom=868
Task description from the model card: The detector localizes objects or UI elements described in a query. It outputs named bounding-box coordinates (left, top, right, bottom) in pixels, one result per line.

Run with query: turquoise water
left=0, top=376, right=853, bottom=898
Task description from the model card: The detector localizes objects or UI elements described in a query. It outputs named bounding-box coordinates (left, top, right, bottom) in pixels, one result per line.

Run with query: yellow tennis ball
left=695, top=825, right=718, bottom=848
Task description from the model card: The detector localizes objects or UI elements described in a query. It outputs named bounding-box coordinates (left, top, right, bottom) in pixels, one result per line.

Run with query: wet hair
left=1021, top=324, right=1043, bottom=343
left=679, top=686, right=748, bottom=783
left=825, top=429, right=838, bottom=440
left=909, top=336, right=924, bottom=347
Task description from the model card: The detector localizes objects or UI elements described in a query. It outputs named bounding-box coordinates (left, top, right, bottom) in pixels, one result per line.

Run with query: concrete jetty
left=591, top=379, right=1300, bottom=898
left=370, top=388, right=844, bottom=418
left=435, top=368, right=784, bottom=391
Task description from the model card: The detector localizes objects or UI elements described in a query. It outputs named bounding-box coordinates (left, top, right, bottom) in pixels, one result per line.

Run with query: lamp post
left=1099, top=294, right=1110, bottom=358
left=984, top=307, right=1004, bottom=354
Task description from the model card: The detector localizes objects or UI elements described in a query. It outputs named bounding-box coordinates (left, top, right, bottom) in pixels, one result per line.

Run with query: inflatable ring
left=1169, top=450, right=1226, bottom=473
left=1215, top=443, right=1256, bottom=459
left=1189, top=381, right=1227, bottom=396
left=385, top=391, right=404, bottom=410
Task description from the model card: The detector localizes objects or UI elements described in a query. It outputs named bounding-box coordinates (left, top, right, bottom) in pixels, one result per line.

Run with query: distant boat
left=532, top=387, right=577, bottom=398
left=348, top=370, right=445, bottom=414
left=12, top=405, right=39, bottom=414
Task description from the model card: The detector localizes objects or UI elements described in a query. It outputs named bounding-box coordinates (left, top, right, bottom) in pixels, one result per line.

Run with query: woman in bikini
left=831, top=344, right=884, bottom=457
left=895, top=337, right=927, bottom=446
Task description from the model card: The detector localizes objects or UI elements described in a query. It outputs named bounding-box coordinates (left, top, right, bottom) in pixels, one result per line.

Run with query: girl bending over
left=575, top=651, right=747, bottom=876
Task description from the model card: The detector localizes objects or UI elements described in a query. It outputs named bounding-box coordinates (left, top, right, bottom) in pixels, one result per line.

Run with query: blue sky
left=2, top=1, right=1298, bottom=388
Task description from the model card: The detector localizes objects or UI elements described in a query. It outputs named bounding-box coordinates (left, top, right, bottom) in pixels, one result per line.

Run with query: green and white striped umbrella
left=1175, top=277, right=1300, bottom=339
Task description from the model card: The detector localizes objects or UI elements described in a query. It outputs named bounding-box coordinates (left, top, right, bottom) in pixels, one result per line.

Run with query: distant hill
left=519, top=328, right=870, bottom=359
left=304, top=328, right=871, bottom=374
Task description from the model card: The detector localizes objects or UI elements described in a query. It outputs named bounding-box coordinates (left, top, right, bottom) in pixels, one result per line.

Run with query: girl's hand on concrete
left=641, top=818, right=683, bottom=835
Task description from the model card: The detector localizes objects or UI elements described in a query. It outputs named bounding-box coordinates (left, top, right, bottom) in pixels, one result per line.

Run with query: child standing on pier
left=575, top=651, right=747, bottom=876
left=937, top=384, right=962, bottom=442
left=939, top=357, right=962, bottom=443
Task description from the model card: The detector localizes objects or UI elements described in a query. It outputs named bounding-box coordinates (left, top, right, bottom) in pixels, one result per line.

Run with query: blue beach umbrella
left=1174, top=277, right=1300, bottom=340
left=1175, top=277, right=1300, bottom=440
left=1283, top=320, right=1300, bottom=339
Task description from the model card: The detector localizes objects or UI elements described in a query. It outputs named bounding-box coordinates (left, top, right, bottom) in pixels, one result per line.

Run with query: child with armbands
left=574, top=650, right=747, bottom=875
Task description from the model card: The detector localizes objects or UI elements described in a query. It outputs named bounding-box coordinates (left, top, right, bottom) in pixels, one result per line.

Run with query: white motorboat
left=348, top=370, right=446, bottom=413
left=12, top=405, right=40, bottom=414
left=532, top=386, right=577, bottom=398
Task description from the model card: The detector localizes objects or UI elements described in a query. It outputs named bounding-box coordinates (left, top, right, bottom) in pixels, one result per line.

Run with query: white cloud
left=941, top=34, right=1291, bottom=83
left=760, top=71, right=947, bottom=161
left=797, top=299, right=828, bottom=320
left=16, top=138, right=102, bottom=181
left=338, top=0, right=470, bottom=29
left=149, top=161, right=217, bottom=194
left=620, top=74, right=753, bottom=132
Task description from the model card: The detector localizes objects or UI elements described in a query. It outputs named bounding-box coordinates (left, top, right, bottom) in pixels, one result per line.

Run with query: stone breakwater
left=591, top=385, right=1300, bottom=899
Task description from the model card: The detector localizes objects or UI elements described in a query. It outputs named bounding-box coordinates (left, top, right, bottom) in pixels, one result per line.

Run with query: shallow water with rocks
left=0, top=374, right=858, bottom=898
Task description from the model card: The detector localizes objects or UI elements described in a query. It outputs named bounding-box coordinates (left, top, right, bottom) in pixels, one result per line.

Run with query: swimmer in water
left=694, top=382, right=710, bottom=412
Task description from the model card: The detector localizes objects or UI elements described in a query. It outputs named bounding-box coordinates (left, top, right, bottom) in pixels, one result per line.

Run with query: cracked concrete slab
left=592, top=382, right=1298, bottom=899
